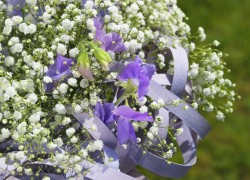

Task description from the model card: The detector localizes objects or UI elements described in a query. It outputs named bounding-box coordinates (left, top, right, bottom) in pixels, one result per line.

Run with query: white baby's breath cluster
left=0, top=0, right=236, bottom=178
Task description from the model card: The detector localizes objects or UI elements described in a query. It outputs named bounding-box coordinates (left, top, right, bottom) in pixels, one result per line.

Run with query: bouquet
left=0, top=0, right=237, bottom=179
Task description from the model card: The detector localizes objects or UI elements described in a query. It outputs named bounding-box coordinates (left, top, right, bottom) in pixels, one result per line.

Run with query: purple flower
left=94, top=17, right=128, bottom=53
left=6, top=0, right=26, bottom=17
left=45, top=54, right=75, bottom=92
left=94, top=102, right=117, bottom=124
left=113, top=106, right=153, bottom=144
left=119, top=56, right=156, bottom=99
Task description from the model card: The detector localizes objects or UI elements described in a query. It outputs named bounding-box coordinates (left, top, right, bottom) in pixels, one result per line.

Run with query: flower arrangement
left=0, top=0, right=238, bottom=179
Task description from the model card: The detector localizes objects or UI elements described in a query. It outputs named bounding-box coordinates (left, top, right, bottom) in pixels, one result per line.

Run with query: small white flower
left=68, top=78, right=77, bottom=87
left=147, top=132, right=154, bottom=140
left=24, top=168, right=33, bottom=176
left=70, top=136, right=78, bottom=143
left=73, top=164, right=82, bottom=173
left=150, top=101, right=159, bottom=109
left=43, top=76, right=53, bottom=83
left=1, top=128, right=11, bottom=139
left=66, top=127, right=75, bottom=137
left=93, top=140, right=104, bottom=151
left=28, top=24, right=37, bottom=34
left=42, top=12, right=51, bottom=24
left=86, top=18, right=95, bottom=32
left=80, top=79, right=89, bottom=88
left=79, top=149, right=88, bottom=158
left=15, top=151, right=25, bottom=161
left=12, top=16, right=23, bottom=25
left=203, top=88, right=211, bottom=97
left=5, top=86, right=16, bottom=98
left=84, top=1, right=94, bottom=9
left=191, top=102, right=198, bottom=109
left=10, top=43, right=23, bottom=54
left=176, top=128, right=184, bottom=136
left=157, top=99, right=165, bottom=106
left=164, top=150, right=173, bottom=159
left=190, top=42, right=196, bottom=51
left=52, top=90, right=60, bottom=99
left=3, top=25, right=12, bottom=35
left=54, top=137, right=63, bottom=148
left=28, top=112, right=41, bottom=123
left=4, top=56, right=14, bottom=67
left=62, top=117, right=71, bottom=125
left=47, top=142, right=57, bottom=150
left=5, top=18, right=13, bottom=26
left=139, top=121, right=148, bottom=129
left=61, top=19, right=74, bottom=31
left=131, top=122, right=139, bottom=132
left=55, top=153, right=65, bottom=162
left=149, top=126, right=159, bottom=136
left=69, top=48, right=80, bottom=58
left=56, top=43, right=67, bottom=56
left=27, top=93, right=38, bottom=104
left=213, top=40, right=220, bottom=47
left=55, top=104, right=66, bottom=115
left=8, top=37, right=19, bottom=45
left=216, top=111, right=225, bottom=121
left=17, top=121, right=27, bottom=134
left=58, top=83, right=69, bottom=94
left=74, top=104, right=82, bottom=114
left=18, top=23, right=28, bottom=33
left=13, top=111, right=22, bottom=121
left=42, top=176, right=50, bottom=180
left=139, top=106, right=148, bottom=113
left=72, top=70, right=81, bottom=78
left=48, top=52, right=54, bottom=59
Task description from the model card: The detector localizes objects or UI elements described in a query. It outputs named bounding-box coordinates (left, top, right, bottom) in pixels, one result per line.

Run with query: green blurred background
left=140, top=0, right=250, bottom=179
left=178, top=0, right=250, bottom=179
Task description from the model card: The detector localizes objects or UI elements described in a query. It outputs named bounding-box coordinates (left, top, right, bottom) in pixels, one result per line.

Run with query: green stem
left=114, top=94, right=127, bottom=105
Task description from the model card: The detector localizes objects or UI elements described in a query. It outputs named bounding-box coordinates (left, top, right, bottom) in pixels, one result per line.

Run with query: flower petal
left=56, top=54, right=75, bottom=74
left=129, top=123, right=137, bottom=143
left=101, top=33, right=128, bottom=53
left=113, top=106, right=153, bottom=122
left=45, top=55, right=75, bottom=92
left=119, top=62, right=140, bottom=80
left=94, top=17, right=106, bottom=42
left=140, top=64, right=156, bottom=79
left=94, top=102, right=105, bottom=122
left=117, top=117, right=130, bottom=144
left=138, top=75, right=150, bottom=98
left=103, top=103, right=117, bottom=123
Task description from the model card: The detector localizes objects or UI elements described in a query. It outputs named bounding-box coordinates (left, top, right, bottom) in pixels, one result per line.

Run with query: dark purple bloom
left=94, top=102, right=117, bottom=124
left=94, top=17, right=128, bottom=53
left=113, top=106, right=153, bottom=144
left=6, top=0, right=26, bottom=17
left=119, top=56, right=156, bottom=99
left=45, top=54, right=75, bottom=92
